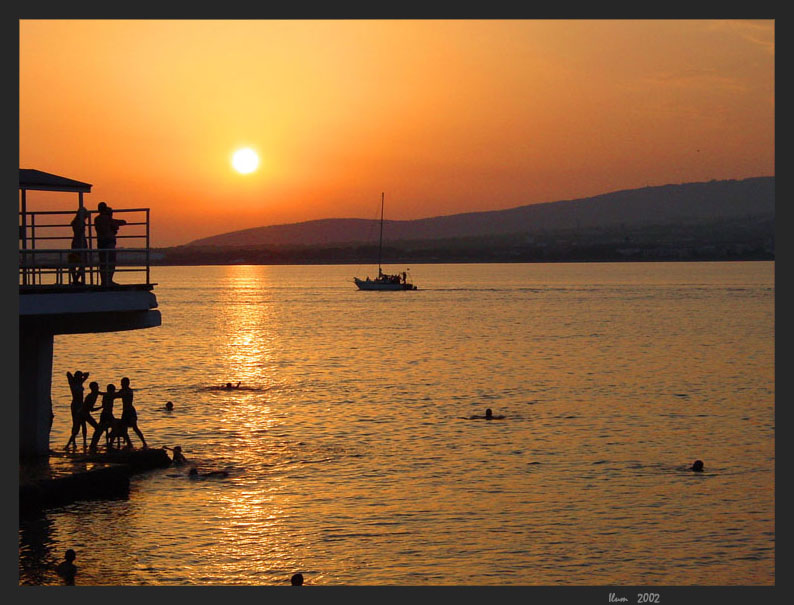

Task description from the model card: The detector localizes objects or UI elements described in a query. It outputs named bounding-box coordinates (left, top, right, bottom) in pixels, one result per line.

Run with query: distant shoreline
left=150, top=254, right=774, bottom=267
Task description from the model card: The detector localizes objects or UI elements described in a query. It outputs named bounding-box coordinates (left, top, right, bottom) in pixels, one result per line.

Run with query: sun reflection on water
left=218, top=265, right=278, bottom=387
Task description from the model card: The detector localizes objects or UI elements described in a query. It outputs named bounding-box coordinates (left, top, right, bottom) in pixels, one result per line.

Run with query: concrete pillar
left=19, top=327, right=54, bottom=458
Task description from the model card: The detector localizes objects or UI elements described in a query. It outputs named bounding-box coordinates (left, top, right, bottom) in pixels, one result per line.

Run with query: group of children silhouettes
left=65, top=370, right=147, bottom=451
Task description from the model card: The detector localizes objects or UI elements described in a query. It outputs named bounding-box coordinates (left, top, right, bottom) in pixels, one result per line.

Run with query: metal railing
left=19, top=208, right=151, bottom=288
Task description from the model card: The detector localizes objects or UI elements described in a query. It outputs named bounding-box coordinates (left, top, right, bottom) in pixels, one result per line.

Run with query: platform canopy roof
left=19, top=169, right=92, bottom=193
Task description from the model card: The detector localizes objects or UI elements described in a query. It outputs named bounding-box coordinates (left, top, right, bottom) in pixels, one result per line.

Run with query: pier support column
left=19, top=328, right=54, bottom=458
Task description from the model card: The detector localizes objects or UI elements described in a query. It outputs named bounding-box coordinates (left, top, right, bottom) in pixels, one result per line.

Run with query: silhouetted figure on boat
left=291, top=573, right=304, bottom=586
left=68, top=206, right=88, bottom=285
left=112, top=377, right=147, bottom=449
left=691, top=460, right=705, bottom=472
left=165, top=401, right=174, bottom=411
left=65, top=371, right=90, bottom=449
left=469, top=408, right=505, bottom=420
left=89, top=384, right=120, bottom=451
left=55, top=549, right=77, bottom=584
left=94, top=201, right=126, bottom=286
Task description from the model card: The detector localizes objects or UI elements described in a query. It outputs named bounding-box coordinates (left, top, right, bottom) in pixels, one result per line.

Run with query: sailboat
left=353, top=193, right=417, bottom=291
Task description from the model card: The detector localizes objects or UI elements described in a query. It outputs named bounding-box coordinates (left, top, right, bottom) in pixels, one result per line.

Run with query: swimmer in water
left=165, top=401, right=174, bottom=411
left=188, top=467, right=229, bottom=478
left=221, top=382, right=241, bottom=390
left=691, top=460, right=704, bottom=472
left=55, top=549, right=77, bottom=584
left=469, top=408, right=505, bottom=420
left=291, top=573, right=304, bottom=586
left=171, top=445, right=187, bottom=465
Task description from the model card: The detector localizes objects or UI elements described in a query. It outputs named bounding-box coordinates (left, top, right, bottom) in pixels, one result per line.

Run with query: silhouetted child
left=171, top=445, right=187, bottom=465
left=291, top=573, right=304, bottom=586
left=65, top=371, right=89, bottom=449
left=116, top=377, right=147, bottom=449
left=67, top=381, right=102, bottom=449
left=81, top=381, right=101, bottom=430
left=55, top=549, right=77, bottom=584
left=89, top=384, right=119, bottom=451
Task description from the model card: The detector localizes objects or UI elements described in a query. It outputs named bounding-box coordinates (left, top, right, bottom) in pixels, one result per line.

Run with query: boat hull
left=354, top=277, right=417, bottom=291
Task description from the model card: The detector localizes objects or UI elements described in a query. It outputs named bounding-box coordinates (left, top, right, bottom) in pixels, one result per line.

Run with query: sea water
left=19, top=262, right=775, bottom=585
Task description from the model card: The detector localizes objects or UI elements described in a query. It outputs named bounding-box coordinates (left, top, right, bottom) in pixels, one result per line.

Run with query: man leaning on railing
left=94, top=202, right=127, bottom=286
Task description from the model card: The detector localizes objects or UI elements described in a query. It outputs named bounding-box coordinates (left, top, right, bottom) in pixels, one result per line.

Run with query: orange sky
left=19, top=19, right=775, bottom=247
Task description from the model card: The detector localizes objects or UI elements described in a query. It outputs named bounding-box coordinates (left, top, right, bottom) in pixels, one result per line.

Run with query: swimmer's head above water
left=691, top=460, right=704, bottom=472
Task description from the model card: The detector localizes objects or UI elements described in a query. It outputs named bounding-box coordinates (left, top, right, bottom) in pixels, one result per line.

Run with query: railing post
left=88, top=211, right=95, bottom=285
left=30, top=214, right=37, bottom=285
left=146, top=208, right=151, bottom=285
left=20, top=189, right=28, bottom=286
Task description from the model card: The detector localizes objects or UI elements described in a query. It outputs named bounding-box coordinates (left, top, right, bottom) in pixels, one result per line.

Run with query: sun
left=231, top=148, right=259, bottom=174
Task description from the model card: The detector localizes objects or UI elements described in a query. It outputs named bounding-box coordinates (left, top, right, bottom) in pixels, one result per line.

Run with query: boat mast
left=378, top=191, right=384, bottom=277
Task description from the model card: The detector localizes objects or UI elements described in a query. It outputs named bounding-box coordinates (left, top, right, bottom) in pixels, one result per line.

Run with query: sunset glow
left=19, top=19, right=775, bottom=247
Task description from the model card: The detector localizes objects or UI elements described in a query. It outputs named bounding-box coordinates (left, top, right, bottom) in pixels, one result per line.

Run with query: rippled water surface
left=20, top=262, right=775, bottom=585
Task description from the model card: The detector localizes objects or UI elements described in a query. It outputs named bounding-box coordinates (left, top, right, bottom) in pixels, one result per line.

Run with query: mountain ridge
left=186, top=177, right=774, bottom=248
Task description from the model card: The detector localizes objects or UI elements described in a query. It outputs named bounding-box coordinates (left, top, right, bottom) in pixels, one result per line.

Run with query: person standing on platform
left=68, top=206, right=88, bottom=285
left=93, top=202, right=126, bottom=286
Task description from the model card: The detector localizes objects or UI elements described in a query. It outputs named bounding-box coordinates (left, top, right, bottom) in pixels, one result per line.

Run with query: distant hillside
left=186, top=177, right=774, bottom=248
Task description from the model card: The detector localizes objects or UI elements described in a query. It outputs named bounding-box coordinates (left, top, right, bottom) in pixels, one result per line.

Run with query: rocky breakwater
left=20, top=448, right=172, bottom=513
